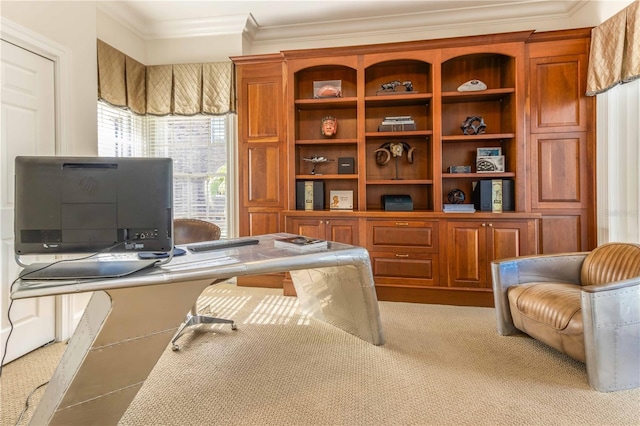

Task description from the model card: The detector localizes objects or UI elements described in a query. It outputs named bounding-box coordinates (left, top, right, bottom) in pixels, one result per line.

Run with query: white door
left=1, top=39, right=56, bottom=364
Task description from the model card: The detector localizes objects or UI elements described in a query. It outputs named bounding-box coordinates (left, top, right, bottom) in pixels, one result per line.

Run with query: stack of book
left=296, top=181, right=324, bottom=211
left=472, top=179, right=513, bottom=212
left=378, top=116, right=416, bottom=132
left=443, top=204, right=476, bottom=213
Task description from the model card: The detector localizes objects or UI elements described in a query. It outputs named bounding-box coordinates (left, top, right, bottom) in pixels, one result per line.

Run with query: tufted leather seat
left=492, top=242, right=640, bottom=392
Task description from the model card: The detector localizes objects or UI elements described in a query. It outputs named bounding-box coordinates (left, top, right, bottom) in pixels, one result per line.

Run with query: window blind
left=97, top=101, right=230, bottom=237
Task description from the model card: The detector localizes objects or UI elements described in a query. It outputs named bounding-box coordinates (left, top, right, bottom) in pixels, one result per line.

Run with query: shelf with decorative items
left=363, top=57, right=434, bottom=212
left=439, top=45, right=524, bottom=213
left=289, top=60, right=361, bottom=212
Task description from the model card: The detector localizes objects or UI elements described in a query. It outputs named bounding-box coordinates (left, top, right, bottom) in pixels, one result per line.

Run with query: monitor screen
left=14, top=156, right=173, bottom=257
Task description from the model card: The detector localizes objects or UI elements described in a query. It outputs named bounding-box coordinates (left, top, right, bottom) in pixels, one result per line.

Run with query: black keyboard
left=187, top=238, right=259, bottom=253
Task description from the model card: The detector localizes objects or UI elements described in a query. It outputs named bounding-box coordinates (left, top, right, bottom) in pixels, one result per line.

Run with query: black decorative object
left=378, top=80, right=401, bottom=92
left=376, top=80, right=415, bottom=94
left=461, top=116, right=487, bottom=135
left=447, top=188, right=466, bottom=204
left=337, top=157, right=355, bottom=174
left=382, top=194, right=413, bottom=211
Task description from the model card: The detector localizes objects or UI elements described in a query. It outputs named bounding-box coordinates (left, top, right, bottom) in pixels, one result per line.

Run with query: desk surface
left=12, top=233, right=370, bottom=299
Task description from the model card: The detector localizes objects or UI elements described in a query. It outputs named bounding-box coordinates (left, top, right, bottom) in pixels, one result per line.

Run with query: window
left=97, top=101, right=233, bottom=237
left=596, top=78, right=640, bottom=244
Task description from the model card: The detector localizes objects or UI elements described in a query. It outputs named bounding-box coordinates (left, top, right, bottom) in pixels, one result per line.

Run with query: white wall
left=143, top=34, right=243, bottom=65
left=1, top=1, right=98, bottom=156
left=96, top=9, right=146, bottom=64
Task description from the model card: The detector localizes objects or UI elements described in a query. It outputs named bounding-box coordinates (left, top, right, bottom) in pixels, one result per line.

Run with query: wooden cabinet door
left=529, top=53, right=588, bottom=134
left=443, top=221, right=487, bottom=288
left=234, top=57, right=286, bottom=237
left=444, top=219, right=536, bottom=289
left=287, top=217, right=326, bottom=240
left=246, top=208, right=281, bottom=236
left=325, top=218, right=359, bottom=245
left=487, top=221, right=533, bottom=262
left=286, top=216, right=359, bottom=245
left=526, top=34, right=596, bottom=253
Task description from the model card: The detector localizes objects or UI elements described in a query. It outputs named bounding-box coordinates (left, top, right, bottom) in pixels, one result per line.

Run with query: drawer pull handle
left=395, top=222, right=409, bottom=226
left=395, top=254, right=410, bottom=258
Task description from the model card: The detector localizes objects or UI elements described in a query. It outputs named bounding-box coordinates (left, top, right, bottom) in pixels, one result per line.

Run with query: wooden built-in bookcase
left=232, top=28, right=596, bottom=306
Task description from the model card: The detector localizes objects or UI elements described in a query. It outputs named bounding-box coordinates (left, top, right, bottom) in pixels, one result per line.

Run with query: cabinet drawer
left=370, top=252, right=438, bottom=286
left=367, top=220, right=438, bottom=252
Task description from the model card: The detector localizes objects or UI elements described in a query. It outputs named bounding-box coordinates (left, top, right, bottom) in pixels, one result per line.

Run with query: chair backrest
left=581, top=242, right=640, bottom=286
left=173, top=219, right=221, bottom=245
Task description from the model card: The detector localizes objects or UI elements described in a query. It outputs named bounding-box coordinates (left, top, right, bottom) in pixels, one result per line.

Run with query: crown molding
left=97, top=2, right=251, bottom=39
left=97, top=0, right=589, bottom=43
left=249, top=1, right=589, bottom=44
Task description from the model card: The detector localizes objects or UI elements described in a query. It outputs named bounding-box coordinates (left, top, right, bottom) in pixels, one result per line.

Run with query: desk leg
left=290, top=263, right=385, bottom=346
left=30, top=279, right=214, bottom=426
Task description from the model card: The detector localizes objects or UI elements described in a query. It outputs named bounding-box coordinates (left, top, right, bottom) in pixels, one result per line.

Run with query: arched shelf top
left=441, top=52, right=517, bottom=92
left=365, top=59, right=433, bottom=97
left=292, top=63, right=358, bottom=100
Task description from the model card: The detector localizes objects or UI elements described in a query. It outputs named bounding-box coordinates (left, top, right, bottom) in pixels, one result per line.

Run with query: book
left=378, top=122, right=417, bottom=132
left=384, top=115, right=413, bottom=121
left=472, top=180, right=493, bottom=211
left=443, top=204, right=476, bottom=213
left=274, top=236, right=328, bottom=251
left=492, top=179, right=503, bottom=212
left=502, top=179, right=515, bottom=211
left=304, top=181, right=314, bottom=210
left=381, top=119, right=415, bottom=125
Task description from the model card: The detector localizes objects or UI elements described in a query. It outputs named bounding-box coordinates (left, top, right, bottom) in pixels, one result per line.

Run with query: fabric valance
left=97, top=40, right=236, bottom=115
left=586, top=0, right=639, bottom=96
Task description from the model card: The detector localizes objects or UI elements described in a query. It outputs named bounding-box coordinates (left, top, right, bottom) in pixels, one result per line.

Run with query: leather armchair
left=491, top=242, right=640, bottom=392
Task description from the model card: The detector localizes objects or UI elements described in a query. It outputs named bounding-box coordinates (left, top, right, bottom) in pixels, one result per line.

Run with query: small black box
left=382, top=194, right=413, bottom=211
left=337, top=157, right=355, bottom=174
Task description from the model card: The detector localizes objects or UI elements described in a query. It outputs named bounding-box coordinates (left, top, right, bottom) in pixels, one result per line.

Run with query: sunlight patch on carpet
left=244, top=294, right=310, bottom=326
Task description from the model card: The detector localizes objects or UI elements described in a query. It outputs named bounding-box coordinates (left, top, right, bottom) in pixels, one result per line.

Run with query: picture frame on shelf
left=329, top=190, right=354, bottom=210
left=476, top=155, right=505, bottom=173
left=313, top=80, right=342, bottom=98
left=476, top=147, right=502, bottom=157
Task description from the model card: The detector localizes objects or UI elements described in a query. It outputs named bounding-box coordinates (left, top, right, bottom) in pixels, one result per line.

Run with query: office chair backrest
left=173, top=219, right=221, bottom=245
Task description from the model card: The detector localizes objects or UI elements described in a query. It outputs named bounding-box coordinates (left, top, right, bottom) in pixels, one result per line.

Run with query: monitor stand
left=19, top=259, right=159, bottom=280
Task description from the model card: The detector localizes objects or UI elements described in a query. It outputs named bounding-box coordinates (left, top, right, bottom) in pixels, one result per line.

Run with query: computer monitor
left=14, top=156, right=173, bottom=279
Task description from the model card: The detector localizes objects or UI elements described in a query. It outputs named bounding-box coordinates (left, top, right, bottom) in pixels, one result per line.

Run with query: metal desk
left=11, top=234, right=384, bottom=426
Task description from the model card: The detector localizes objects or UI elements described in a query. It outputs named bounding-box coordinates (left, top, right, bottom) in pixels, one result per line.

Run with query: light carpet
left=2, top=283, right=639, bottom=425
